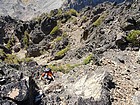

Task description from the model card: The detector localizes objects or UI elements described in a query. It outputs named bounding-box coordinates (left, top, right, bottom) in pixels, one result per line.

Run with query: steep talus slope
left=0, top=62, right=113, bottom=105
left=0, top=1, right=140, bottom=105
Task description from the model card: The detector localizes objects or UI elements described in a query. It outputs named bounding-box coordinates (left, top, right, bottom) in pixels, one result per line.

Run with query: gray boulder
left=30, top=29, right=45, bottom=44
left=41, top=17, right=57, bottom=35
left=26, top=45, right=41, bottom=57
left=1, top=79, right=28, bottom=101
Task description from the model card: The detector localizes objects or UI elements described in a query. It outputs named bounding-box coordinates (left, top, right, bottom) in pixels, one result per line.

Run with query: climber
left=40, top=67, right=54, bottom=83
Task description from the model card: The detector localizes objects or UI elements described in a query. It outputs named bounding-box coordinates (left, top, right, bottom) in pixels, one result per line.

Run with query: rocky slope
left=0, top=0, right=140, bottom=105
left=0, top=0, right=129, bottom=20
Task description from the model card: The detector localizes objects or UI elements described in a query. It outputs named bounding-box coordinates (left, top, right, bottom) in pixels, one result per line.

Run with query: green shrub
left=83, top=54, right=93, bottom=65
left=58, top=9, right=63, bottom=16
left=6, top=35, right=15, bottom=49
left=68, top=9, right=78, bottom=16
left=53, top=36, right=63, bottom=43
left=66, top=63, right=81, bottom=70
left=126, top=30, right=140, bottom=46
left=0, top=49, right=5, bottom=56
left=70, top=17, right=77, bottom=24
left=53, top=32, right=67, bottom=41
left=4, top=53, right=33, bottom=64
left=62, top=32, right=68, bottom=37
left=48, top=64, right=66, bottom=73
left=23, top=31, right=30, bottom=49
left=0, top=49, right=6, bottom=60
left=4, top=54, right=20, bottom=64
left=48, top=63, right=81, bottom=73
left=81, top=16, right=88, bottom=23
left=93, top=14, right=107, bottom=27
left=6, top=40, right=12, bottom=49
left=55, top=45, right=70, bottom=58
left=50, top=26, right=59, bottom=35
left=33, top=13, right=48, bottom=23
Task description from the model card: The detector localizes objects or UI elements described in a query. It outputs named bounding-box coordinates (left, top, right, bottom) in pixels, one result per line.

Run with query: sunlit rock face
left=0, top=0, right=131, bottom=20
left=0, top=0, right=64, bottom=20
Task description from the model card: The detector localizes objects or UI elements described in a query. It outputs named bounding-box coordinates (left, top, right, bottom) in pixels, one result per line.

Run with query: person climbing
left=40, top=67, right=54, bottom=84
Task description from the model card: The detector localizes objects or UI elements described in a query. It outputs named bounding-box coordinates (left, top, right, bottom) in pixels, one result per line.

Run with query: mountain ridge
left=0, top=0, right=131, bottom=20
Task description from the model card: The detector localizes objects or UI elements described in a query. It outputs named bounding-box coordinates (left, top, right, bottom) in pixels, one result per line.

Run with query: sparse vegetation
left=4, top=54, right=20, bottom=64
left=23, top=31, right=30, bottom=49
left=0, top=49, right=6, bottom=60
left=48, top=63, right=81, bottom=73
left=67, top=9, right=78, bottom=16
left=51, top=32, right=68, bottom=49
left=126, top=30, right=140, bottom=46
left=57, top=9, right=63, bottom=16
left=52, top=32, right=67, bottom=43
left=81, top=16, right=88, bottom=23
left=33, top=13, right=48, bottom=22
left=4, top=53, right=32, bottom=64
left=6, top=35, right=15, bottom=50
left=83, top=54, right=93, bottom=65
left=66, top=63, right=81, bottom=70
left=55, top=45, right=70, bottom=58
left=48, top=64, right=66, bottom=73
left=50, top=26, right=59, bottom=35
left=70, top=17, right=77, bottom=24
left=93, top=13, right=107, bottom=27
left=53, top=36, right=63, bottom=43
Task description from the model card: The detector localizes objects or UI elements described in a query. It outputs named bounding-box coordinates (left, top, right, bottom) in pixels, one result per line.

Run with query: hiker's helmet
left=44, top=68, right=51, bottom=72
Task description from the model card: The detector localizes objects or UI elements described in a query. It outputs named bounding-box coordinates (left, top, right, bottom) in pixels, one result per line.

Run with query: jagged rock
left=121, top=22, right=136, bottom=31
left=0, top=99, right=17, bottom=105
left=0, top=78, right=6, bottom=85
left=39, top=65, right=113, bottom=105
left=14, top=23, right=25, bottom=41
left=81, top=29, right=89, bottom=41
left=1, top=79, right=28, bottom=101
left=0, top=45, right=11, bottom=54
left=52, top=37, right=69, bottom=58
left=3, top=35, right=9, bottom=44
left=38, top=38, right=51, bottom=51
left=115, top=33, right=128, bottom=50
left=0, top=62, right=43, bottom=104
left=55, top=38, right=69, bottom=50
left=26, top=45, right=41, bottom=57
left=121, top=17, right=138, bottom=31
left=30, top=29, right=45, bottom=44
left=127, top=17, right=137, bottom=25
left=41, top=17, right=57, bottom=35
left=13, top=45, right=20, bottom=53
left=0, top=22, right=5, bottom=44
left=14, top=22, right=30, bottom=42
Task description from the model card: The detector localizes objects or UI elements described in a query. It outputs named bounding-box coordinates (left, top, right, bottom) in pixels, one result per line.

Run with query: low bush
left=126, top=30, right=140, bottom=46
left=4, top=54, right=20, bottom=64
left=50, top=26, right=59, bottom=35
left=6, top=35, right=15, bottom=50
left=0, top=49, right=6, bottom=60
left=23, top=31, right=30, bottom=49
left=68, top=9, right=78, bottom=16
left=55, top=45, right=70, bottom=58
left=83, top=54, right=93, bottom=65
left=93, top=13, right=107, bottom=27
left=48, top=64, right=66, bottom=73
